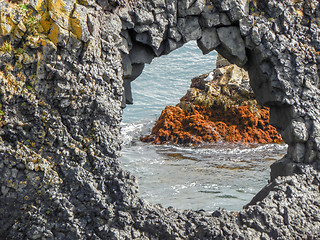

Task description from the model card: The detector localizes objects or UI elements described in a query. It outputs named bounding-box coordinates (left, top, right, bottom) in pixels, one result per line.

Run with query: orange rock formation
left=141, top=64, right=282, bottom=145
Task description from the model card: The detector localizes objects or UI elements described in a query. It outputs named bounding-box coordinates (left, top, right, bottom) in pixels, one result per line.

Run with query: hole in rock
left=120, top=41, right=287, bottom=212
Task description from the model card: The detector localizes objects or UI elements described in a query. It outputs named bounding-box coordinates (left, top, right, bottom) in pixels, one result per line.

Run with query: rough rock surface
left=0, top=0, right=319, bottom=239
left=141, top=64, right=282, bottom=145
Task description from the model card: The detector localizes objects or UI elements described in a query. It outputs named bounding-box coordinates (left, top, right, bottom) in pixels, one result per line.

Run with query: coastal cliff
left=0, top=0, right=320, bottom=239
left=141, top=62, right=283, bottom=145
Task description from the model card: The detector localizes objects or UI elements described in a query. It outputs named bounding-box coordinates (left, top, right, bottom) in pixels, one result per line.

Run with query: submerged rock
left=141, top=64, right=282, bottom=145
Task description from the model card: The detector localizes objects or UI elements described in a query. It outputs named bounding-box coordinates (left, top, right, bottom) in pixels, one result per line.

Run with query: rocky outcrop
left=0, top=0, right=320, bottom=239
left=141, top=64, right=282, bottom=145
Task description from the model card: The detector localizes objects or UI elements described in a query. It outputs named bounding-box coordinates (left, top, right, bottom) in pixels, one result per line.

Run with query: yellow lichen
left=47, top=0, right=68, bottom=25
left=0, top=14, right=15, bottom=36
left=69, top=7, right=82, bottom=40
left=0, top=41, right=12, bottom=53
left=39, top=11, right=52, bottom=33
left=47, top=22, right=60, bottom=45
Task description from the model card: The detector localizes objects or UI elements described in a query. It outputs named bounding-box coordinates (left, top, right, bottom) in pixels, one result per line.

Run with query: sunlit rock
left=141, top=64, right=282, bottom=145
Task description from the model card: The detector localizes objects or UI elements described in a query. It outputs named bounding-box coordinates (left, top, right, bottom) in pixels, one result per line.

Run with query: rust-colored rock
left=141, top=64, right=282, bottom=145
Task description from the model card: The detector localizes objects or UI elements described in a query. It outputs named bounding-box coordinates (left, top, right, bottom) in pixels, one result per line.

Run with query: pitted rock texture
left=0, top=0, right=319, bottom=239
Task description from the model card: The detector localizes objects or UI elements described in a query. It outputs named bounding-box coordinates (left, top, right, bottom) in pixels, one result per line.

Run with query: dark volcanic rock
left=0, top=0, right=319, bottom=239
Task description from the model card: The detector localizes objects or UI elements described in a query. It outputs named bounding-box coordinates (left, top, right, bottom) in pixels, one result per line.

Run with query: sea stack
left=141, top=59, right=282, bottom=145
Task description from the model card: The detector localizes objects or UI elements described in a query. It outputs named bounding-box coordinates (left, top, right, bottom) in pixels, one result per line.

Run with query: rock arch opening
left=122, top=41, right=217, bottom=122
left=1, top=0, right=320, bottom=238
left=119, top=0, right=320, bottom=182
left=120, top=41, right=287, bottom=211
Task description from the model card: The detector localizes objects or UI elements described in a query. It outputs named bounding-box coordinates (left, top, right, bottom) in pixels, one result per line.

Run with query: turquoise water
left=122, top=41, right=218, bottom=123
left=120, top=42, right=287, bottom=212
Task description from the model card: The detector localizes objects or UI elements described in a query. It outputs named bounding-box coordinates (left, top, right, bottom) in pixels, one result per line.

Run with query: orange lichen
left=141, top=102, right=282, bottom=145
left=141, top=64, right=283, bottom=145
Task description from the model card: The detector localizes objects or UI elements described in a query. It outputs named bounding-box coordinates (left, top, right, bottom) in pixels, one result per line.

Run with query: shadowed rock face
left=0, top=0, right=319, bottom=239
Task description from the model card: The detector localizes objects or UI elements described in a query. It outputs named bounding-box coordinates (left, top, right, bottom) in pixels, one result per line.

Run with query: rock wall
left=0, top=0, right=319, bottom=239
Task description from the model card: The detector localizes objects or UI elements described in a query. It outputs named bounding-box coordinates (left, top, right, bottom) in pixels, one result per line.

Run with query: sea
left=120, top=41, right=287, bottom=212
